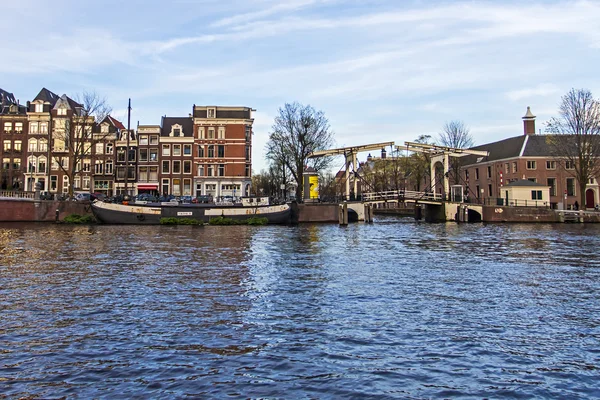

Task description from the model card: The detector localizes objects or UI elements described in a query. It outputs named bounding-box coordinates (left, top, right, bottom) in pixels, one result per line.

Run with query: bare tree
left=52, top=91, right=112, bottom=197
left=546, top=88, right=600, bottom=207
left=438, top=121, right=474, bottom=184
left=266, top=102, right=335, bottom=202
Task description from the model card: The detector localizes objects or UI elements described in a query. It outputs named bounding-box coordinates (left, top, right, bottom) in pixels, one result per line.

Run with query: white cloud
left=505, top=84, right=562, bottom=102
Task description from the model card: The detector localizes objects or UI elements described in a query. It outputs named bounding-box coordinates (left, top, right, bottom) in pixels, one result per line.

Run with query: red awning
left=137, top=185, right=158, bottom=190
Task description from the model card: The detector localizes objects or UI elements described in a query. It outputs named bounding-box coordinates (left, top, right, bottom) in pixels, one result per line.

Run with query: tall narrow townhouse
left=193, top=105, right=254, bottom=199
left=0, top=89, right=28, bottom=191
left=159, top=116, right=194, bottom=197
left=114, top=126, right=137, bottom=196
left=89, top=116, right=123, bottom=196
left=136, top=124, right=161, bottom=196
left=26, top=88, right=59, bottom=192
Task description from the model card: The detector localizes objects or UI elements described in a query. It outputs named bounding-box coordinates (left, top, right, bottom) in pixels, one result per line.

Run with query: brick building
left=0, top=88, right=28, bottom=190
left=193, top=105, right=254, bottom=199
left=159, top=116, right=194, bottom=197
left=461, top=107, right=599, bottom=210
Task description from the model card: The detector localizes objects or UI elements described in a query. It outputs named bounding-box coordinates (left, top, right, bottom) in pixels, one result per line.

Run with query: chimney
left=381, top=148, right=387, bottom=159
left=522, top=106, right=536, bottom=135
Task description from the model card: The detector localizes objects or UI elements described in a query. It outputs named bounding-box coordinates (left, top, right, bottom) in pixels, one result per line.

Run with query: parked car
left=75, top=193, right=92, bottom=202
left=193, top=195, right=213, bottom=204
left=180, top=195, right=193, bottom=204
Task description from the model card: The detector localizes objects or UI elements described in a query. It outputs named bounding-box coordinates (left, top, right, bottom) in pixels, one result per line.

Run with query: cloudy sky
left=2, top=0, right=599, bottom=172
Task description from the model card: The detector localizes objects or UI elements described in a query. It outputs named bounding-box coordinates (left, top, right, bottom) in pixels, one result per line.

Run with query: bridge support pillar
left=364, top=203, right=374, bottom=223
left=339, top=202, right=348, bottom=225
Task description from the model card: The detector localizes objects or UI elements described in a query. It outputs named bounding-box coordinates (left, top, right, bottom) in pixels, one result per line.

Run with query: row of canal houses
left=0, top=87, right=254, bottom=199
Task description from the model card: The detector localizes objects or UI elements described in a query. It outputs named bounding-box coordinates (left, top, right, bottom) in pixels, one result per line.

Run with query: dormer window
left=57, top=108, right=67, bottom=116
left=34, top=103, right=44, bottom=113
left=170, top=124, right=183, bottom=137
left=101, top=124, right=109, bottom=133
left=207, top=108, right=216, bottom=118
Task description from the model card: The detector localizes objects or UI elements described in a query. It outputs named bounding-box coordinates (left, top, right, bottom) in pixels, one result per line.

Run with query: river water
left=0, top=217, right=599, bottom=399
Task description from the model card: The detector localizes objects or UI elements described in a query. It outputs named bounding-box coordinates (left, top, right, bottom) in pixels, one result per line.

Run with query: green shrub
left=160, top=217, right=203, bottom=225
left=208, top=216, right=268, bottom=225
left=63, top=214, right=96, bottom=224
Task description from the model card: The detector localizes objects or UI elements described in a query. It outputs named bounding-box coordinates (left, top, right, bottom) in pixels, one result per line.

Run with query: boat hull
left=91, top=201, right=292, bottom=225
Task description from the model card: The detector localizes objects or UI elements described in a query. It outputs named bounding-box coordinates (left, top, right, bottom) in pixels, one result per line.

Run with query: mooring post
left=55, top=209, right=60, bottom=223
left=339, top=202, right=348, bottom=226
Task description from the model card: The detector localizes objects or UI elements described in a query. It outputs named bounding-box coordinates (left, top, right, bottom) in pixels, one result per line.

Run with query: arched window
left=39, top=138, right=48, bottom=152
left=28, top=156, right=36, bottom=173
left=28, top=139, right=38, bottom=152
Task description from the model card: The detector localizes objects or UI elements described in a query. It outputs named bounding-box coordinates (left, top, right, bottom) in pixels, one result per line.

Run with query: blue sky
left=2, top=0, right=600, bottom=173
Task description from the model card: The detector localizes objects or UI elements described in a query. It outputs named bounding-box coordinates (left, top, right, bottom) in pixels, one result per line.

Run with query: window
left=198, top=127, right=205, bottom=139
left=15, top=122, right=23, bottom=133
left=174, top=128, right=181, bottom=137
left=139, top=166, right=148, bottom=181
left=39, top=139, right=48, bottom=152
left=28, top=139, right=38, bottom=152
left=207, top=165, right=214, bottom=177
left=83, top=176, right=90, bottom=190
left=531, top=190, right=543, bottom=200
left=50, top=175, right=58, bottom=191
left=149, top=166, right=158, bottom=181
left=150, top=136, right=159, bottom=145
left=208, top=145, right=214, bottom=158
left=106, top=143, right=113, bottom=154
left=173, top=145, right=181, bottom=156
left=476, top=185, right=480, bottom=198
left=183, top=179, right=192, bottom=196
left=2, top=158, right=10, bottom=170
left=565, top=161, right=575, bottom=170
left=74, top=177, right=80, bottom=189
left=245, top=125, right=251, bottom=141
left=487, top=166, right=492, bottom=178
left=162, top=179, right=169, bottom=195
left=162, top=160, right=170, bottom=174
left=172, top=178, right=181, bottom=196
left=57, top=108, right=67, bottom=116
left=208, top=128, right=215, bottom=139
left=3, top=140, right=11, bottom=151
left=173, top=160, right=181, bottom=174
left=3, top=122, right=11, bottom=132
left=218, top=164, right=224, bottom=176
left=218, top=126, right=225, bottom=139
left=105, top=161, right=113, bottom=174
left=198, top=165, right=204, bottom=176
left=40, top=122, right=48, bottom=134
left=245, top=164, right=250, bottom=177
left=198, top=146, right=204, bottom=158
left=512, top=162, right=517, bottom=173
left=245, top=145, right=250, bottom=161
left=117, top=149, right=126, bottom=162
left=527, top=178, right=537, bottom=183
left=95, top=160, right=104, bottom=174
left=101, top=124, right=109, bottom=133
left=183, top=160, right=191, bottom=174
left=546, top=160, right=556, bottom=170
left=95, top=143, right=104, bottom=154
left=28, top=157, right=36, bottom=173
left=526, top=160, right=536, bottom=170
left=35, top=103, right=44, bottom=113
left=139, top=136, right=148, bottom=145
left=218, top=145, right=224, bottom=158
left=547, top=178, right=557, bottom=196
left=207, top=108, right=215, bottom=118
left=149, top=149, right=158, bottom=161
left=30, top=123, right=39, bottom=134
left=128, top=149, right=136, bottom=162
left=567, top=177, right=576, bottom=196
left=139, top=148, right=148, bottom=162
left=38, top=157, right=46, bottom=174
left=83, top=159, right=91, bottom=172
left=162, top=144, right=170, bottom=156
left=475, top=168, right=479, bottom=180
left=183, top=144, right=192, bottom=156
left=488, top=184, right=492, bottom=196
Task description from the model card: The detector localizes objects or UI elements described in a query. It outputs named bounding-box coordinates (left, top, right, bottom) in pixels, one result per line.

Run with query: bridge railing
left=0, top=190, right=35, bottom=199
left=362, top=190, right=443, bottom=203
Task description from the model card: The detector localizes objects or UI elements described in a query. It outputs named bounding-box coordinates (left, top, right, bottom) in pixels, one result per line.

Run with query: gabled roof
left=160, top=116, right=193, bottom=137
left=461, top=135, right=526, bottom=166
left=505, top=179, right=547, bottom=187
left=32, top=87, right=59, bottom=105
left=106, top=115, right=126, bottom=130
left=0, top=88, right=17, bottom=105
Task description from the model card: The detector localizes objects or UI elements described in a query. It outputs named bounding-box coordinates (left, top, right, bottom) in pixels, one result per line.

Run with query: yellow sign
left=309, top=175, right=319, bottom=199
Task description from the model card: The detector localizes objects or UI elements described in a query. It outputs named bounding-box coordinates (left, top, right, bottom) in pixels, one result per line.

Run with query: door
left=586, top=189, right=595, bottom=209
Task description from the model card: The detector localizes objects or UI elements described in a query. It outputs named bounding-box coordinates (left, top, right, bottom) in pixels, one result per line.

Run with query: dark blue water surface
left=1, top=217, right=599, bottom=399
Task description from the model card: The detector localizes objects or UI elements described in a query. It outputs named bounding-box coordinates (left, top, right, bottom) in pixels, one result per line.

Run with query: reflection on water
left=0, top=219, right=599, bottom=398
